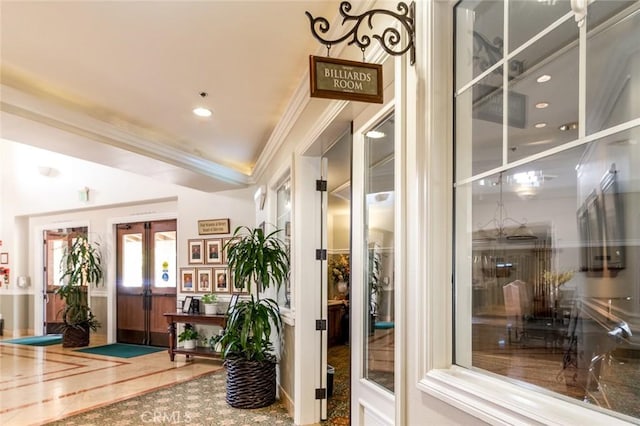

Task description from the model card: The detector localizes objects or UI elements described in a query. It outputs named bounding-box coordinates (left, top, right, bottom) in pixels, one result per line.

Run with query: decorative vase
left=337, top=281, right=348, bottom=296
left=204, top=303, right=217, bottom=315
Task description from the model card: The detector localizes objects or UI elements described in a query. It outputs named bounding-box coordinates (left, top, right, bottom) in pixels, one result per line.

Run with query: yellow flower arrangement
left=542, top=270, right=574, bottom=287
left=328, top=254, right=350, bottom=283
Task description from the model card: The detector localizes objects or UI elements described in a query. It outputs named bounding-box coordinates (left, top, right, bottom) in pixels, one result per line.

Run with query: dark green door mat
left=1, top=334, right=62, bottom=346
left=74, top=343, right=166, bottom=358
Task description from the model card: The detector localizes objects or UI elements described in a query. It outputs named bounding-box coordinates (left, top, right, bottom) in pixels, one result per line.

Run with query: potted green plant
left=178, top=324, right=199, bottom=350
left=214, top=225, right=289, bottom=409
left=201, top=293, right=219, bottom=315
left=56, top=234, right=102, bottom=347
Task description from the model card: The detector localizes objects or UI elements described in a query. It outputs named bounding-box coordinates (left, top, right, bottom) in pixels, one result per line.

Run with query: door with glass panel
left=116, top=220, right=176, bottom=346
left=351, top=112, right=396, bottom=424
left=43, top=227, right=87, bottom=334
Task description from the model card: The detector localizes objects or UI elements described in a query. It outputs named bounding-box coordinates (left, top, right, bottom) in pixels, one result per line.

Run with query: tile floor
left=0, top=335, right=223, bottom=426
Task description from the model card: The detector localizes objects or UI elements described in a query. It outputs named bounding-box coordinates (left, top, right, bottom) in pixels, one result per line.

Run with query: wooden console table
left=164, top=312, right=226, bottom=361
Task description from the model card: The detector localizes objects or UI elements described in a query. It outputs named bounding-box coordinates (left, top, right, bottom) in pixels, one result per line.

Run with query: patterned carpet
left=46, top=369, right=293, bottom=426
left=326, top=344, right=351, bottom=425
left=45, top=346, right=353, bottom=426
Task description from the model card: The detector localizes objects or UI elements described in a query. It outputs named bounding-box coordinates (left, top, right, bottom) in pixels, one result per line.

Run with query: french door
left=43, top=227, right=87, bottom=334
left=116, top=220, right=177, bottom=346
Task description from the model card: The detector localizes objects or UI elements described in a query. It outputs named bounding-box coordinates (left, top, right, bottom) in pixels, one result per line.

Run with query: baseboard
left=278, top=384, right=294, bottom=418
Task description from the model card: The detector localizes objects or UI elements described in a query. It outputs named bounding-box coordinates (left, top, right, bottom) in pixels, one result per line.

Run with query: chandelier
left=474, top=172, right=538, bottom=242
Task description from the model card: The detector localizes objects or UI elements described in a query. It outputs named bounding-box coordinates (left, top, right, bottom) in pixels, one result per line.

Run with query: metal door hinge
left=316, top=249, right=327, bottom=260
left=315, top=319, right=327, bottom=331
left=315, top=388, right=327, bottom=400
left=316, top=179, right=327, bottom=191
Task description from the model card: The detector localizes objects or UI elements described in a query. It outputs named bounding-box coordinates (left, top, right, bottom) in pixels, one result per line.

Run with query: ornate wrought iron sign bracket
left=305, top=1, right=415, bottom=66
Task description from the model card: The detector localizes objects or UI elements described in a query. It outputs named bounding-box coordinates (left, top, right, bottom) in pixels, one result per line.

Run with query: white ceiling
left=0, top=0, right=343, bottom=192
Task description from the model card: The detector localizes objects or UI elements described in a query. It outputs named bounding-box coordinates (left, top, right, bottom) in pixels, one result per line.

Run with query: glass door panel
left=363, top=114, right=395, bottom=393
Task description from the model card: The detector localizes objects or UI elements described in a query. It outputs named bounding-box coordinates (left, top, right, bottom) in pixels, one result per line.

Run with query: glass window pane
left=508, top=19, right=579, bottom=162
left=456, top=66, right=504, bottom=181
left=455, top=0, right=504, bottom=92
left=276, top=178, right=291, bottom=308
left=154, top=231, right=176, bottom=288
left=363, top=114, right=395, bottom=393
left=586, top=4, right=640, bottom=135
left=122, top=233, right=143, bottom=288
left=508, top=0, right=571, bottom=53
left=456, top=125, right=640, bottom=418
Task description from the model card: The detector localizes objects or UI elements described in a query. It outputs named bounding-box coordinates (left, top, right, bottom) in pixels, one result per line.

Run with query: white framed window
left=452, top=0, right=640, bottom=422
left=275, top=175, right=292, bottom=309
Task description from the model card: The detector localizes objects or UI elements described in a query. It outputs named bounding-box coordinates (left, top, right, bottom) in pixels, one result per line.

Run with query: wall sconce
left=254, top=185, right=266, bottom=211
left=79, top=187, right=90, bottom=202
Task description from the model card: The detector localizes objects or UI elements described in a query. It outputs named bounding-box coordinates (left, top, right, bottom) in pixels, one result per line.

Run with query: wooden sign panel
left=310, top=55, right=383, bottom=104
left=198, top=219, right=230, bottom=235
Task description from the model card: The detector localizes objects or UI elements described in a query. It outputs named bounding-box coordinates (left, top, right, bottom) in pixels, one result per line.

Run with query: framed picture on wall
left=231, top=272, right=249, bottom=294
left=205, top=239, right=223, bottom=265
left=197, top=268, right=212, bottom=292
left=188, top=239, right=204, bottom=264
left=214, top=267, right=230, bottom=293
left=222, top=237, right=239, bottom=264
left=180, top=268, right=196, bottom=292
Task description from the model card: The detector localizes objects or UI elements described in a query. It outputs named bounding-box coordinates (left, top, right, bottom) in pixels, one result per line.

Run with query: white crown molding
left=0, top=83, right=249, bottom=187
left=251, top=1, right=377, bottom=183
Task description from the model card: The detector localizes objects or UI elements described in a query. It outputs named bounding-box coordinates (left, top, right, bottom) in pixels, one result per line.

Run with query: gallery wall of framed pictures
left=181, top=237, right=247, bottom=294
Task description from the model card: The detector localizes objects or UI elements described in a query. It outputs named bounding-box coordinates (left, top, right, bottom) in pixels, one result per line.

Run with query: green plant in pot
left=56, top=234, right=102, bottom=347
left=201, top=293, right=218, bottom=315
left=214, top=225, right=289, bottom=409
left=178, top=324, right=200, bottom=350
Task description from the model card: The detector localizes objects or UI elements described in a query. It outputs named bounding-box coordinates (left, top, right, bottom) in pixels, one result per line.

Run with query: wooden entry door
left=116, top=220, right=177, bottom=346
left=43, top=228, right=87, bottom=334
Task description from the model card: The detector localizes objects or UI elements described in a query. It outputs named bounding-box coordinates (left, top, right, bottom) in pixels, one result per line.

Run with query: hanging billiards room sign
left=309, top=55, right=383, bottom=104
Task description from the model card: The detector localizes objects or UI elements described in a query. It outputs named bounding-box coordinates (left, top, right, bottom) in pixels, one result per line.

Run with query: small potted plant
left=178, top=324, right=199, bottom=350
left=201, top=293, right=218, bottom=315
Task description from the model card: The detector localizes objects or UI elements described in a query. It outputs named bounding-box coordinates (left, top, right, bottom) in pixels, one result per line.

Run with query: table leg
left=168, top=322, right=176, bottom=361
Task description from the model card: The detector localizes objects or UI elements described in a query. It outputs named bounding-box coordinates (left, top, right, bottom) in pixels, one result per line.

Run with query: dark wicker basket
left=62, top=325, right=90, bottom=347
left=224, top=358, right=276, bottom=409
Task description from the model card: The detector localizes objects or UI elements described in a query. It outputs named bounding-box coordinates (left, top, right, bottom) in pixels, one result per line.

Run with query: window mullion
left=502, top=0, right=509, bottom=166
left=579, top=14, right=586, bottom=139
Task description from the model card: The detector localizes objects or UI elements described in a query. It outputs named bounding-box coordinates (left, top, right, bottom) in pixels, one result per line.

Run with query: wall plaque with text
left=310, top=56, right=383, bottom=104
left=198, top=219, right=230, bottom=235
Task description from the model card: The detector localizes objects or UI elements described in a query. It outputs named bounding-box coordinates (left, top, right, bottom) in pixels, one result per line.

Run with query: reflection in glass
left=456, top=67, right=504, bottom=180
left=455, top=0, right=504, bottom=91
left=508, top=19, right=579, bottom=162
left=363, top=114, right=395, bottom=393
left=456, top=127, right=640, bottom=418
left=122, top=233, right=143, bottom=288
left=586, top=5, right=640, bottom=135
left=508, top=0, right=570, bottom=53
left=154, top=231, right=176, bottom=288
left=276, top=178, right=291, bottom=308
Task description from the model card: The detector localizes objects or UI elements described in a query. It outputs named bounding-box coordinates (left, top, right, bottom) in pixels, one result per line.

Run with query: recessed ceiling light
left=537, top=74, right=551, bottom=83
left=559, top=122, right=578, bottom=131
left=534, top=122, right=547, bottom=128
left=535, top=102, right=549, bottom=109
left=193, top=107, right=212, bottom=117
left=366, top=130, right=385, bottom=139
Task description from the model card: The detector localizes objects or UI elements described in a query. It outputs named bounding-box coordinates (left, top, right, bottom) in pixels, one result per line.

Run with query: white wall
left=0, top=138, right=254, bottom=336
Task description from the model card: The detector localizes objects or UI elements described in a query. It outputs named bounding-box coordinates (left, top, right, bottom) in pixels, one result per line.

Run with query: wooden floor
left=0, top=335, right=223, bottom=426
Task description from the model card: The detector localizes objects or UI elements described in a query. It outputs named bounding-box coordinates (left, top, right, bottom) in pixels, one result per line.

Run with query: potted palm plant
left=213, top=225, right=289, bottom=409
left=56, top=234, right=102, bottom=347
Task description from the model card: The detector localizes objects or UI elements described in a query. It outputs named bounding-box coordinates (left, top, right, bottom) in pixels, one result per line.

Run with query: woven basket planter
left=62, top=325, right=90, bottom=347
left=224, top=358, right=276, bottom=409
